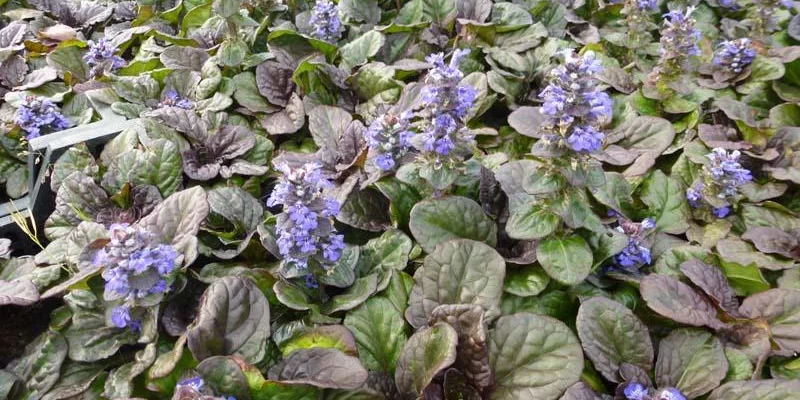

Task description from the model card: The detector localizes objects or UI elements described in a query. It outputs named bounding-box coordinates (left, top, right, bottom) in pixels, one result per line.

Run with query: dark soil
left=0, top=297, right=63, bottom=368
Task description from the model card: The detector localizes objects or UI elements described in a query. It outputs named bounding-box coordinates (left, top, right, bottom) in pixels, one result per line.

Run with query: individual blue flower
left=110, top=305, right=132, bottom=328
left=636, top=0, right=658, bottom=10
left=713, top=38, right=756, bottom=74
left=308, top=0, right=342, bottom=43
left=365, top=110, right=414, bottom=171
left=538, top=51, right=610, bottom=154
left=567, top=125, right=604, bottom=153
left=177, top=376, right=205, bottom=392
left=718, top=0, right=738, bottom=8
left=83, top=37, right=126, bottom=77
left=624, top=382, right=648, bottom=400
left=417, top=49, right=477, bottom=162
left=158, top=89, right=194, bottom=110
left=610, top=216, right=656, bottom=273
left=656, top=388, right=687, bottom=400
left=656, top=7, right=701, bottom=76
left=268, top=163, right=345, bottom=280
left=14, top=95, right=72, bottom=140
left=95, top=224, right=178, bottom=330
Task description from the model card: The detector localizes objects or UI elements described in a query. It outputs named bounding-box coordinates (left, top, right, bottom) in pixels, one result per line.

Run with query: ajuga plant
left=13, top=95, right=72, bottom=140
left=401, top=48, right=479, bottom=190
left=267, top=162, right=345, bottom=288
left=699, top=38, right=758, bottom=88
left=745, top=0, right=796, bottom=39
left=646, top=7, right=702, bottom=96
left=611, top=0, right=660, bottom=48
left=3, top=0, right=800, bottom=399
left=686, top=148, right=753, bottom=219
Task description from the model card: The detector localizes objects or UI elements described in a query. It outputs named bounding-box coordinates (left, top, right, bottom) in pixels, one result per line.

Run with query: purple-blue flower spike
left=83, top=37, right=126, bottom=77
left=95, top=223, right=178, bottom=331
left=365, top=110, right=414, bottom=171
left=308, top=0, right=343, bottom=43
left=14, top=95, right=72, bottom=140
left=268, top=163, right=345, bottom=284
left=686, top=148, right=752, bottom=218
left=713, top=38, right=756, bottom=74
left=539, top=50, right=611, bottom=154
left=418, top=48, right=478, bottom=163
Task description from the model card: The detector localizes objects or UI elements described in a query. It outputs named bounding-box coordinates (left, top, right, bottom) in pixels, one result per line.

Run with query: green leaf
left=354, top=229, right=412, bottom=290
left=422, top=0, right=457, bottom=25
left=489, top=313, right=583, bottom=400
left=219, top=38, right=249, bottom=67
left=6, top=331, right=68, bottom=400
left=323, top=274, right=380, bottom=314
left=505, top=205, right=559, bottom=240
left=749, top=56, right=785, bottom=82
left=409, top=196, right=497, bottom=253
left=186, top=276, right=271, bottom=364
left=340, top=0, right=381, bottom=23
left=280, top=325, right=358, bottom=357
left=770, top=103, right=800, bottom=128
left=655, top=329, right=727, bottom=398
left=104, top=343, right=157, bottom=398
left=536, top=235, right=593, bottom=286
left=504, top=267, right=550, bottom=297
left=639, top=170, right=690, bottom=235
left=197, top=356, right=252, bottom=400
left=268, top=348, right=368, bottom=389
left=340, top=31, right=385, bottom=70
left=207, top=186, right=264, bottom=234
left=576, top=297, right=654, bottom=383
left=344, top=297, right=408, bottom=374
left=395, top=323, right=459, bottom=398
left=723, top=347, right=753, bottom=382
left=709, top=380, right=800, bottom=400
left=46, top=46, right=89, bottom=81
left=338, top=188, right=392, bottom=232
left=405, top=239, right=506, bottom=328
left=718, top=259, right=771, bottom=296
left=41, top=362, right=104, bottom=400
left=491, top=2, right=532, bottom=32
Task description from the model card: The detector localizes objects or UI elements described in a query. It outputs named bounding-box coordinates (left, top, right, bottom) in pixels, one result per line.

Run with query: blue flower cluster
left=656, top=7, right=701, bottom=75
left=419, top=49, right=477, bottom=161
left=365, top=110, right=414, bottom=171
left=308, top=0, right=342, bottom=43
left=686, top=148, right=752, bottom=219
left=624, top=383, right=687, bottom=400
left=539, top=50, right=611, bottom=154
left=14, top=95, right=71, bottom=140
left=713, top=38, right=756, bottom=74
left=267, top=163, right=345, bottom=282
left=609, top=213, right=656, bottom=273
left=175, top=376, right=236, bottom=400
left=159, top=89, right=195, bottom=110
left=95, top=223, right=178, bottom=330
left=609, top=0, right=657, bottom=11
left=634, top=0, right=658, bottom=11
left=83, top=37, right=126, bottom=77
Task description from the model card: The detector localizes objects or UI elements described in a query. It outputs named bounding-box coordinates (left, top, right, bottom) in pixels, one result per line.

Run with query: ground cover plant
left=1, top=0, right=800, bottom=398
